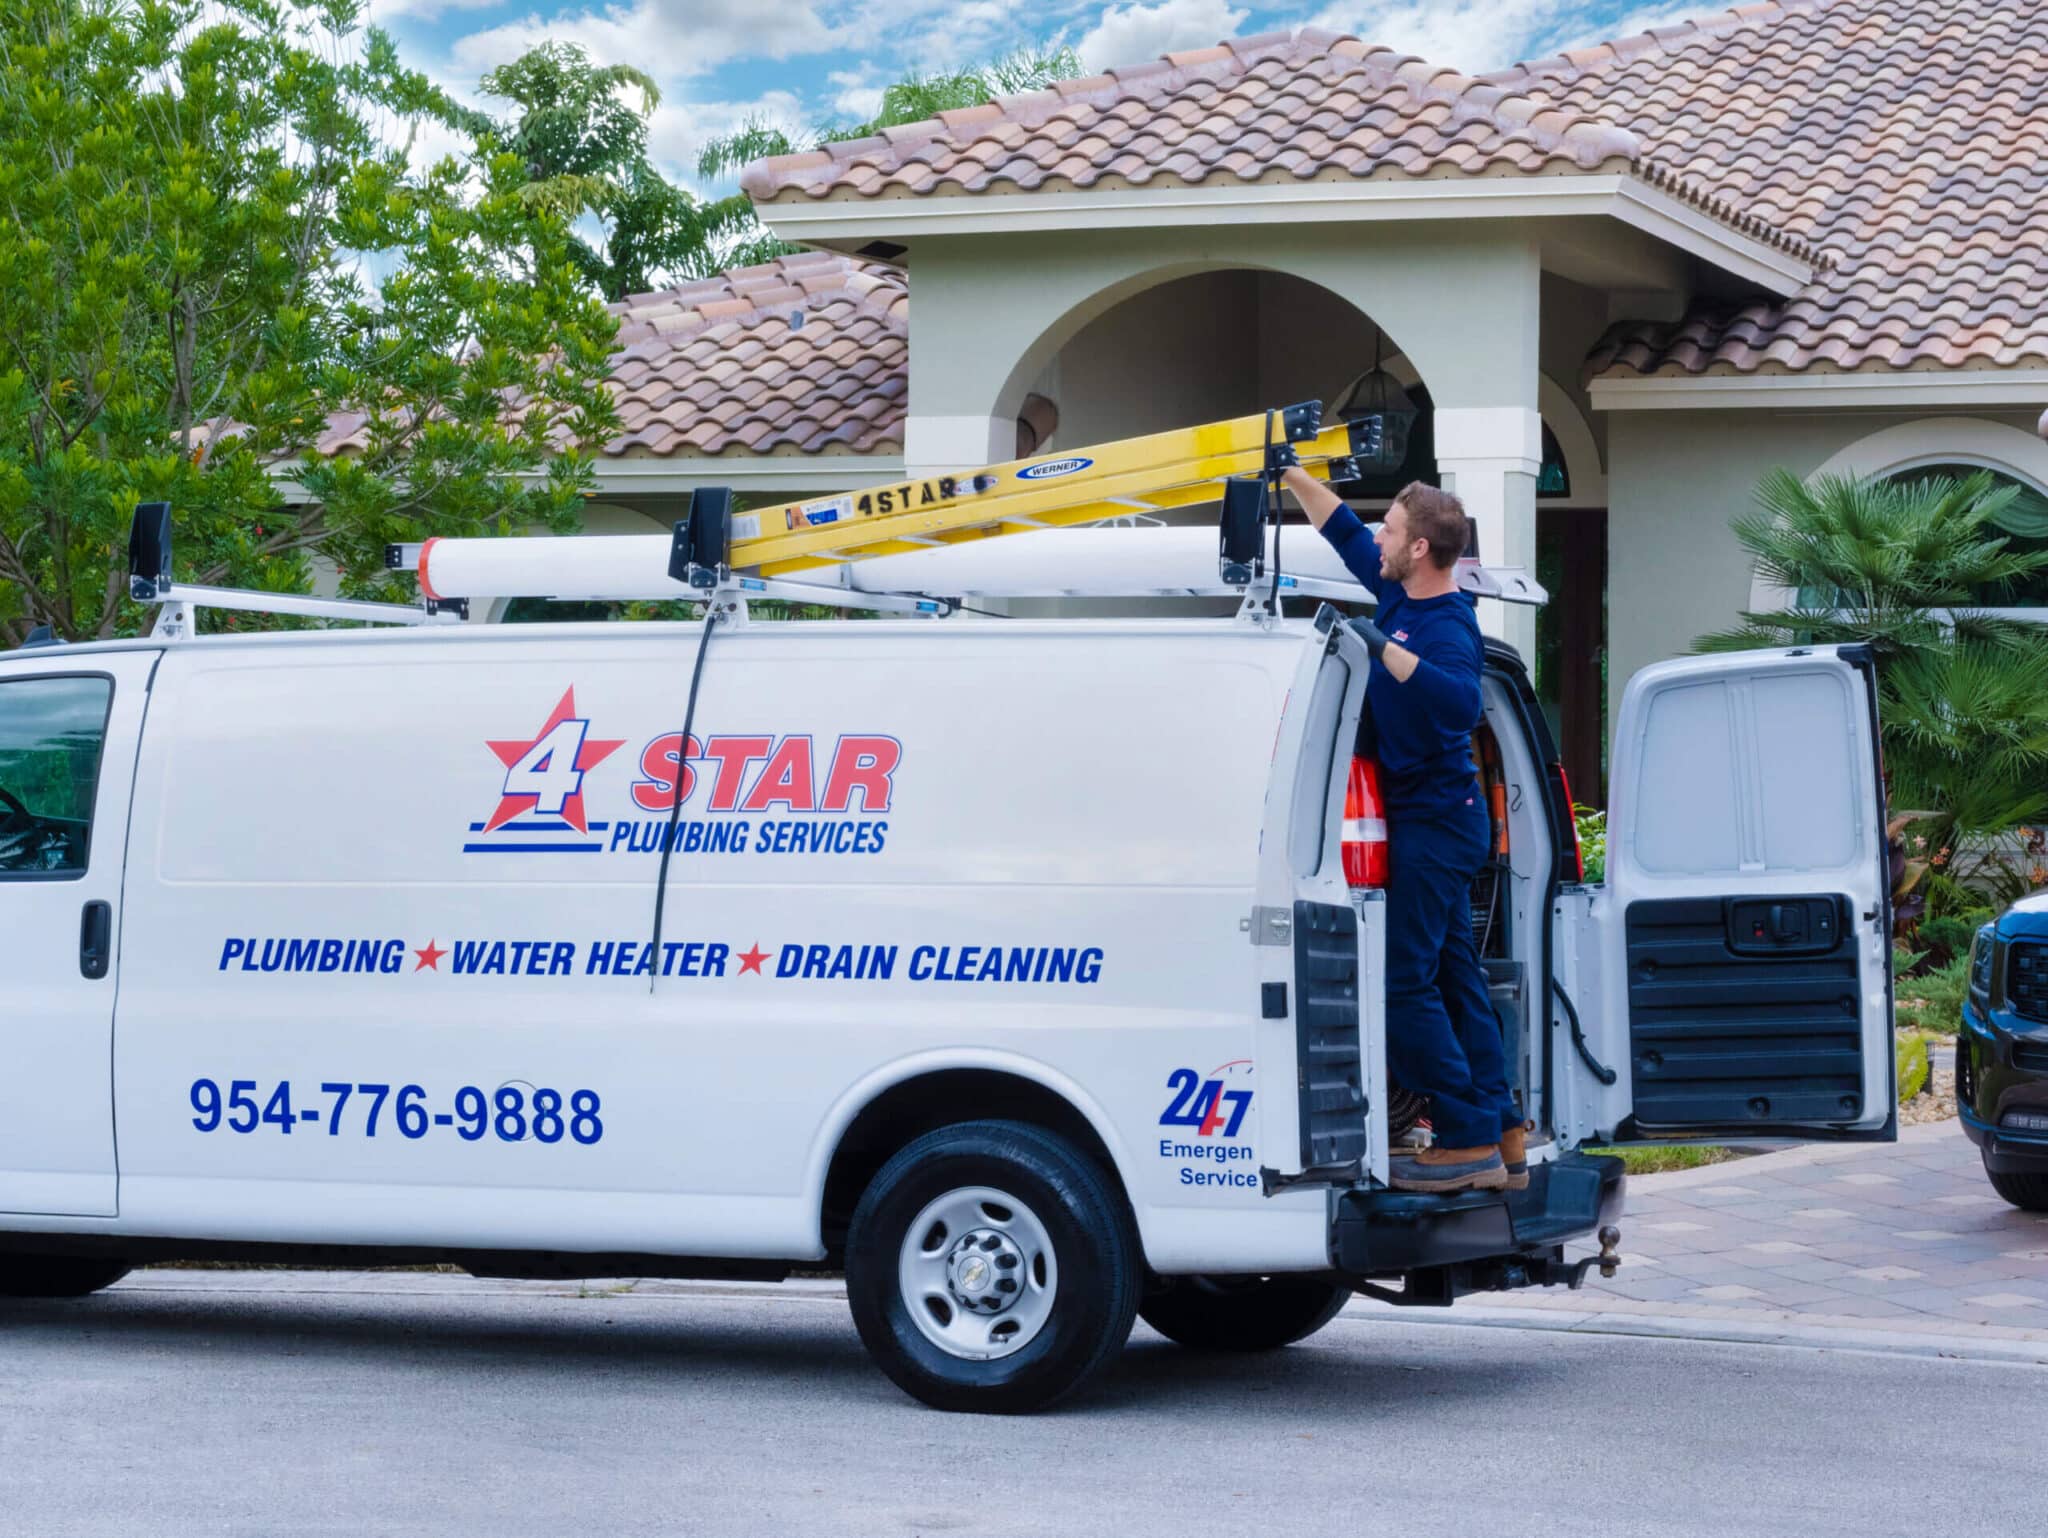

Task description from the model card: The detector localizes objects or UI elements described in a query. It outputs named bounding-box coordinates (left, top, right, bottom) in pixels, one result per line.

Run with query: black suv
left=1960, top=895, right=2048, bottom=1210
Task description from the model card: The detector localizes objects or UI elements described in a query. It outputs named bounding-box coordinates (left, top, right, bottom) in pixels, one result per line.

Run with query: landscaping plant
left=1573, top=804, right=1606, bottom=884
left=462, top=43, right=758, bottom=299
left=0, top=0, right=619, bottom=643
left=1699, top=467, right=2048, bottom=940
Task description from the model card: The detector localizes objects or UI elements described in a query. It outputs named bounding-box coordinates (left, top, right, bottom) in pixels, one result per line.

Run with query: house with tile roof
left=570, top=0, right=2048, bottom=797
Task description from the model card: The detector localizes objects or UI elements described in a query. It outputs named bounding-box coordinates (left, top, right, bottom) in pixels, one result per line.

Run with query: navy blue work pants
left=1383, top=796, right=1516, bottom=1150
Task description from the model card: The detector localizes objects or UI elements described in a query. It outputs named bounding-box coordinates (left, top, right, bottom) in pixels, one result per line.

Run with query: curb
left=118, top=1266, right=2048, bottom=1368
left=1337, top=1293, right=2048, bottom=1366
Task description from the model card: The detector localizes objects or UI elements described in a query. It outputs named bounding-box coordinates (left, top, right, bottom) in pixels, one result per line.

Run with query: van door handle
left=79, top=900, right=111, bottom=980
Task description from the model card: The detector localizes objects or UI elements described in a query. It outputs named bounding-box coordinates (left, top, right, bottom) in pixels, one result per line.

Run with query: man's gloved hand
left=1349, top=616, right=1391, bottom=660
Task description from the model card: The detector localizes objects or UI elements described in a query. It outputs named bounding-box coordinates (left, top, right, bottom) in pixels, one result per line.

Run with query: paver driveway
left=1481, top=1122, right=2048, bottom=1344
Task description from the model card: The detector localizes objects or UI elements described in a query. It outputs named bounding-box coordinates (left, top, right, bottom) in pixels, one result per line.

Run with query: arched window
left=1751, top=418, right=2048, bottom=619
left=1884, top=461, right=2048, bottom=608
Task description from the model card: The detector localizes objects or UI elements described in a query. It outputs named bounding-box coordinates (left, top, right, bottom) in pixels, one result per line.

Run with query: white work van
left=0, top=557, right=1895, bottom=1411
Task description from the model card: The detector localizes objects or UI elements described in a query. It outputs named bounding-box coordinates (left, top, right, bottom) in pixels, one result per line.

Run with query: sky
left=369, top=0, right=1711, bottom=192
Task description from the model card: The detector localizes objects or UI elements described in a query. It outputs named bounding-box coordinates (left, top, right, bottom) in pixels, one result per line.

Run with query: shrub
left=1574, top=805, right=1607, bottom=884
left=1896, top=1035, right=1931, bottom=1101
left=1896, top=955, right=1970, bottom=1036
left=1914, top=911, right=1995, bottom=968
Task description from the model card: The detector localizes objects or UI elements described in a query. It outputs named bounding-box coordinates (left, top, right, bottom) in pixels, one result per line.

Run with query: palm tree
left=1697, top=467, right=2048, bottom=888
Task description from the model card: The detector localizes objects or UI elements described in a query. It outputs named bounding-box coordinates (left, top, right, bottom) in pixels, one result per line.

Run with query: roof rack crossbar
left=144, top=583, right=456, bottom=640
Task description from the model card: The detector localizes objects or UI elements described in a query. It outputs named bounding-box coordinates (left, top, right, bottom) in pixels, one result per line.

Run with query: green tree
left=469, top=42, right=755, bottom=299
left=694, top=48, right=1084, bottom=262
left=0, top=0, right=619, bottom=644
left=1696, top=468, right=2048, bottom=865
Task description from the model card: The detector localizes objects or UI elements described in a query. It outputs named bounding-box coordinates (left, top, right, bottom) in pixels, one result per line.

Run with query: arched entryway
left=997, top=268, right=1606, bottom=798
left=999, top=266, right=1423, bottom=456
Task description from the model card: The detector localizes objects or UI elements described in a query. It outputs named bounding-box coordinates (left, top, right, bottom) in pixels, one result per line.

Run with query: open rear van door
left=1250, top=610, right=1384, bottom=1192
left=0, top=650, right=159, bottom=1215
left=1569, top=646, right=1894, bottom=1144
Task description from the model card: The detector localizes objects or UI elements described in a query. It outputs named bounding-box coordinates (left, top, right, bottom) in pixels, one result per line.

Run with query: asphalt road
left=2, top=1273, right=2038, bottom=1538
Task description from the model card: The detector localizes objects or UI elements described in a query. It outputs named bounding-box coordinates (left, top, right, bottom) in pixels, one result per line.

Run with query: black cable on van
left=647, top=610, right=722, bottom=993
left=1554, top=977, right=1618, bottom=1086
left=1264, top=407, right=1284, bottom=615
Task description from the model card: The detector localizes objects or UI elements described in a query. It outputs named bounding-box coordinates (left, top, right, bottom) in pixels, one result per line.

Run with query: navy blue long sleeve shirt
left=1316, top=503, right=1485, bottom=818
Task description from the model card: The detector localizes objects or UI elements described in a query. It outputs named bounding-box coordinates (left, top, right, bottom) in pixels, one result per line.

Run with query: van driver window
left=0, top=676, right=113, bottom=878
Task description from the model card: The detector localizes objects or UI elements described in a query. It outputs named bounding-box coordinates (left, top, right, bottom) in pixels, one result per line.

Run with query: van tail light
left=1556, top=763, right=1585, bottom=882
left=1343, top=756, right=1389, bottom=888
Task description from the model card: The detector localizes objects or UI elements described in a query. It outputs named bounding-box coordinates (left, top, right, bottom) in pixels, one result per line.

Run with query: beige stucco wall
left=906, top=223, right=1544, bottom=465
left=1023, top=269, right=1386, bottom=445
left=1537, top=273, right=1612, bottom=476
left=1605, top=406, right=2048, bottom=735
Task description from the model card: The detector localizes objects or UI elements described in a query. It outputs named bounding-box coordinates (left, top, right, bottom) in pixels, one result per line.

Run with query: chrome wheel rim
left=897, top=1185, right=1058, bottom=1360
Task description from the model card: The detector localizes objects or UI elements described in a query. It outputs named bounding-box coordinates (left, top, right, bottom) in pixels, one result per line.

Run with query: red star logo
left=483, top=688, right=624, bottom=834
left=414, top=939, right=447, bottom=972
left=736, top=943, right=769, bottom=975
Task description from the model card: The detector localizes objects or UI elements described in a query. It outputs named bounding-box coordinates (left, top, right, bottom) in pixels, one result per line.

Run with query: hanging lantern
left=1332, top=330, right=1419, bottom=473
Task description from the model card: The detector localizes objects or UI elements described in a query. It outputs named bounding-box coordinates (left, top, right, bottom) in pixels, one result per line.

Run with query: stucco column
left=1435, top=405, right=1542, bottom=663
left=906, top=413, right=1007, bottom=476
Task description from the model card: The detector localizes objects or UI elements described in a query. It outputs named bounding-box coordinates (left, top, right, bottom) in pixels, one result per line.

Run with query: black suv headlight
left=1968, top=924, right=1997, bottom=1012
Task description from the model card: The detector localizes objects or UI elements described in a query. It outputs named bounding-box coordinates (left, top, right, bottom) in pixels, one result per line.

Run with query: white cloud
left=827, top=0, right=1068, bottom=73
left=363, top=0, right=502, bottom=21
left=1302, top=0, right=1717, bottom=77
left=1305, top=0, right=1562, bottom=69
left=1557, top=1, right=1706, bottom=54
left=451, top=0, right=840, bottom=80
left=827, top=67, right=885, bottom=124
left=1076, top=0, right=1248, bottom=71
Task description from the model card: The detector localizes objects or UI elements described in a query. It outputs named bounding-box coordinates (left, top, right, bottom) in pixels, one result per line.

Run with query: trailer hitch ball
left=1597, top=1226, right=1622, bottom=1279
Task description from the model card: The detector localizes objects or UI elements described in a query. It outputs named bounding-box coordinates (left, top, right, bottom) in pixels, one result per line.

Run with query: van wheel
left=1984, top=1155, right=2048, bottom=1212
left=0, top=1256, right=132, bottom=1299
left=1139, top=1274, right=1353, bottom=1351
left=845, top=1119, right=1139, bottom=1414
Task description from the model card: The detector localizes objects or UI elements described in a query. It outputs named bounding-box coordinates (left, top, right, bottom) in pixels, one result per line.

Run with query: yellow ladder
left=723, top=404, right=1378, bottom=576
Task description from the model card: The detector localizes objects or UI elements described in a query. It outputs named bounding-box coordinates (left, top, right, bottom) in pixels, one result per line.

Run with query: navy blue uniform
left=1318, top=505, right=1517, bottom=1151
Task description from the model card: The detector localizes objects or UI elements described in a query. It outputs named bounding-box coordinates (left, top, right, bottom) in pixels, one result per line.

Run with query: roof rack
left=127, top=501, right=464, bottom=639
left=123, top=402, right=1548, bottom=636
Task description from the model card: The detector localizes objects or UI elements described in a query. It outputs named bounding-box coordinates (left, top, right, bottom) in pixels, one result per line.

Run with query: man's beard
left=1381, top=546, right=1413, bottom=583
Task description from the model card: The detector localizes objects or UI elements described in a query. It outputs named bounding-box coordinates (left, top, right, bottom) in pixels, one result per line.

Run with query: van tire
left=0, top=1256, right=132, bottom=1299
left=1138, top=1274, right=1353, bottom=1351
left=1984, top=1157, right=2048, bottom=1212
left=845, top=1119, right=1139, bottom=1414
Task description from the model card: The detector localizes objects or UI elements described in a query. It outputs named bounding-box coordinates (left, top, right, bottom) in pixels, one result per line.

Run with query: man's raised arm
left=1279, top=466, right=1388, bottom=602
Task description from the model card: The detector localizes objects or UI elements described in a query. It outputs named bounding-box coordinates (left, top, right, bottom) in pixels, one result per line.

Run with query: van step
left=1332, top=1152, right=1625, bottom=1275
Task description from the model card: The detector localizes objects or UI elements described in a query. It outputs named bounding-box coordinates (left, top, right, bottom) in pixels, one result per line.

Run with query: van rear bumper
left=1330, top=1152, right=1626, bottom=1280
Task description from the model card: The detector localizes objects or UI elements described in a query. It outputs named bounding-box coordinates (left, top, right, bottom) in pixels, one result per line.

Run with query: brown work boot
left=1387, top=1144, right=1508, bottom=1194
left=1501, top=1121, right=1535, bottom=1191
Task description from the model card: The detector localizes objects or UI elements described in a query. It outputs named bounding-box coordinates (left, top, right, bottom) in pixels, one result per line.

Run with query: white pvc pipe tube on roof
left=411, top=524, right=1369, bottom=604
left=416, top=534, right=677, bottom=603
